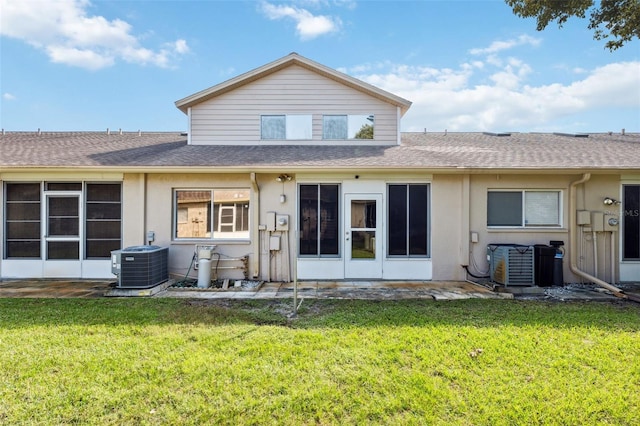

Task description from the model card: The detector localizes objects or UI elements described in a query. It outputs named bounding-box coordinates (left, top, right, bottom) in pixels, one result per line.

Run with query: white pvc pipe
left=611, top=231, right=616, bottom=285
left=593, top=231, right=598, bottom=278
left=293, top=229, right=299, bottom=316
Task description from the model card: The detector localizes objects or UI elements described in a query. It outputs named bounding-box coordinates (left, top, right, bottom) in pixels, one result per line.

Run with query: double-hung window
left=388, top=184, right=430, bottom=257
left=323, top=114, right=374, bottom=140
left=174, top=189, right=250, bottom=240
left=299, top=184, right=339, bottom=256
left=487, top=190, right=561, bottom=227
left=261, top=115, right=312, bottom=140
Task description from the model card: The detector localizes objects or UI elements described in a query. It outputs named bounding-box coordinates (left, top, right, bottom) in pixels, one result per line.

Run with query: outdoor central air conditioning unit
left=487, top=244, right=535, bottom=286
left=111, top=245, right=169, bottom=288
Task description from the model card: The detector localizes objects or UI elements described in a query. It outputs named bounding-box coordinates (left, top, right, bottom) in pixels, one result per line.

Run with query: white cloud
left=469, top=35, right=541, bottom=56
left=173, top=39, right=190, bottom=55
left=0, top=0, right=189, bottom=70
left=260, top=1, right=341, bottom=40
left=345, top=34, right=638, bottom=132
left=350, top=58, right=640, bottom=132
left=3, top=93, right=17, bottom=101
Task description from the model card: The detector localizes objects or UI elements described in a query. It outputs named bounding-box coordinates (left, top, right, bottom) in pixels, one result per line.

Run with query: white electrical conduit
left=610, top=232, right=616, bottom=285
left=593, top=230, right=598, bottom=278
left=569, top=173, right=625, bottom=297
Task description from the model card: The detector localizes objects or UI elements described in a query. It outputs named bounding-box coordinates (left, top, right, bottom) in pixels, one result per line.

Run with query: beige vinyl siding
left=190, top=65, right=399, bottom=145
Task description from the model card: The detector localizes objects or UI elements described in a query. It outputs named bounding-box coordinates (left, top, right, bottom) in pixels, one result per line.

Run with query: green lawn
left=0, top=298, right=638, bottom=425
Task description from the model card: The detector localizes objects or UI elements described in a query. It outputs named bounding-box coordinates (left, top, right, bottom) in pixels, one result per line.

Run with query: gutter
left=250, top=173, right=260, bottom=279
left=569, top=173, right=626, bottom=298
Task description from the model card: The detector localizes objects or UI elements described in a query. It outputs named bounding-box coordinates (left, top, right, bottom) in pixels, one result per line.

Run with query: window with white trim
left=323, top=114, right=374, bottom=139
left=487, top=190, right=561, bottom=227
left=174, top=189, right=250, bottom=240
left=261, top=115, right=312, bottom=140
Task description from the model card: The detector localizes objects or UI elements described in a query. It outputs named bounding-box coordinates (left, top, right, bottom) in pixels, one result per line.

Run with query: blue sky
left=1, top=0, right=639, bottom=133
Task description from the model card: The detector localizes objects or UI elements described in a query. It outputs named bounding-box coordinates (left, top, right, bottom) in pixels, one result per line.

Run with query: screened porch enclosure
left=2, top=182, right=122, bottom=278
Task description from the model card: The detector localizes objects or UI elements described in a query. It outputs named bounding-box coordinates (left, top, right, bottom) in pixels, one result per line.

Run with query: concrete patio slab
left=0, top=280, right=112, bottom=298
left=3, top=279, right=638, bottom=302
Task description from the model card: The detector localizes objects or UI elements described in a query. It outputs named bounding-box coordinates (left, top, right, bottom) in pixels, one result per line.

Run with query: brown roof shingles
left=1, top=131, right=639, bottom=171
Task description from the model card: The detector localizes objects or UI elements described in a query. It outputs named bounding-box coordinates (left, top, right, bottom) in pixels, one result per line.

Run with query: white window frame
left=173, top=189, right=251, bottom=241
left=260, top=115, right=312, bottom=140
left=322, top=114, right=375, bottom=140
left=487, top=189, right=563, bottom=228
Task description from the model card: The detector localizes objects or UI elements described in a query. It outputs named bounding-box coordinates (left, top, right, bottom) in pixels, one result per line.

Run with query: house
left=1, top=53, right=639, bottom=289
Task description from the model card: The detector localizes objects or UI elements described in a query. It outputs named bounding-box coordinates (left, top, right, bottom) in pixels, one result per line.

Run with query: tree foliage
left=505, top=0, right=640, bottom=50
left=354, top=124, right=374, bottom=139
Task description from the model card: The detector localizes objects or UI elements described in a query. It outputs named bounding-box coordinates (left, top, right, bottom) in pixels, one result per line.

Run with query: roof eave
left=1, top=165, right=636, bottom=175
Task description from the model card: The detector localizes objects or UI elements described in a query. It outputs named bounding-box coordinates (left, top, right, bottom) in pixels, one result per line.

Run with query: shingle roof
left=1, top=131, right=638, bottom=172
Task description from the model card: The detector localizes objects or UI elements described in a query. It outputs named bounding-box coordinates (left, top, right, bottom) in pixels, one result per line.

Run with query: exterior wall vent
left=553, top=132, right=589, bottom=138
left=483, top=132, right=511, bottom=137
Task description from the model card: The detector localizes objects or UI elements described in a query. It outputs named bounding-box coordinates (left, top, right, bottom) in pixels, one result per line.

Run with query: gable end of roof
left=174, top=53, right=412, bottom=115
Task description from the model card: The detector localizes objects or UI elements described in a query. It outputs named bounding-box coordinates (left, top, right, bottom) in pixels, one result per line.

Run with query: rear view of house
left=1, top=53, right=639, bottom=290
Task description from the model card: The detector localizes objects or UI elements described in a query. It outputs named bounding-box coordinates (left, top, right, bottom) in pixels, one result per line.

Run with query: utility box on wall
left=269, top=235, right=281, bottom=251
left=604, top=215, right=619, bottom=232
left=276, top=214, right=289, bottom=231
left=591, top=212, right=604, bottom=232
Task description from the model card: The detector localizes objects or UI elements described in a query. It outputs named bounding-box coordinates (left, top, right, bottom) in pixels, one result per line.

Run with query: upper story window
left=323, top=114, right=374, bottom=140
left=488, top=190, right=561, bottom=228
left=175, top=189, right=250, bottom=240
left=261, top=115, right=312, bottom=140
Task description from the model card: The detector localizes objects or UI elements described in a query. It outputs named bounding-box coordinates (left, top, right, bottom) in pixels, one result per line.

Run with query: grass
left=0, top=297, right=638, bottom=425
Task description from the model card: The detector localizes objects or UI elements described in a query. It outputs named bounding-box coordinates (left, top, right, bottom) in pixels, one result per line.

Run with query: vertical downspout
left=141, top=173, right=147, bottom=246
left=461, top=175, right=471, bottom=279
left=250, top=173, right=260, bottom=279
left=569, top=173, right=625, bottom=296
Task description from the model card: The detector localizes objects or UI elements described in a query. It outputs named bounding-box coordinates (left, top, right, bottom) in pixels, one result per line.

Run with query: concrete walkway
left=0, top=279, right=512, bottom=300
left=0, top=280, right=111, bottom=298
left=162, top=280, right=513, bottom=300
left=4, top=279, right=637, bottom=301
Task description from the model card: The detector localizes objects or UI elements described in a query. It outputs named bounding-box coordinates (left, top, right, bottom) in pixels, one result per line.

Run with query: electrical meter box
left=604, top=215, right=619, bottom=231
left=276, top=214, right=289, bottom=231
